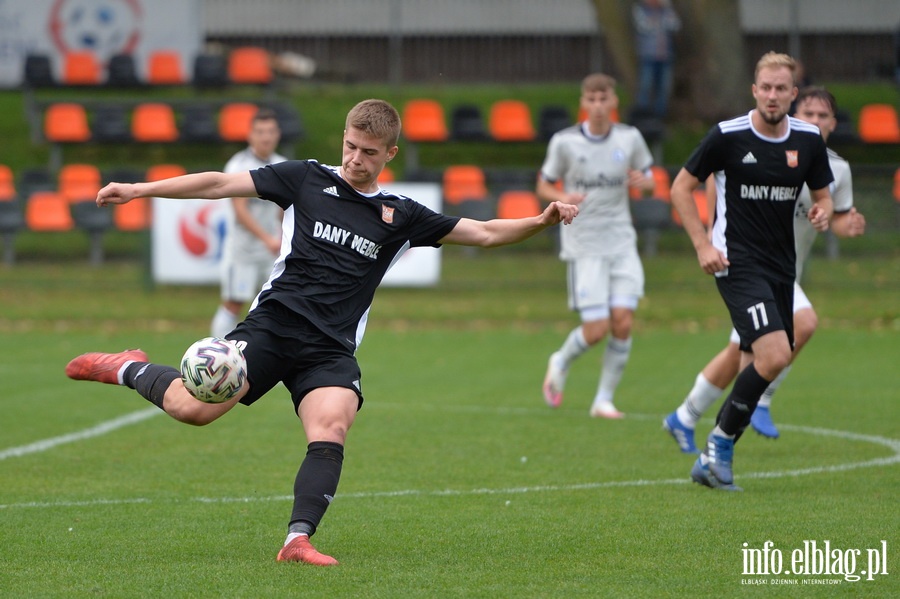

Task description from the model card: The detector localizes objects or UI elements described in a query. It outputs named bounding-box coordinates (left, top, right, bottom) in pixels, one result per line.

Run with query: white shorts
left=567, top=251, right=644, bottom=320
left=729, top=281, right=812, bottom=344
left=221, top=258, right=274, bottom=303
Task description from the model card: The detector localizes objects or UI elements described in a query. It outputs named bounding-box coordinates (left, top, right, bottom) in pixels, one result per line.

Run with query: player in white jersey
left=211, top=108, right=288, bottom=338
left=539, top=73, right=655, bottom=418
left=663, top=86, right=866, bottom=454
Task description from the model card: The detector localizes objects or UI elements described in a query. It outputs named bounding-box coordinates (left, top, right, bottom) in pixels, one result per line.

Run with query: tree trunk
left=592, top=0, right=747, bottom=123
left=673, top=0, right=747, bottom=123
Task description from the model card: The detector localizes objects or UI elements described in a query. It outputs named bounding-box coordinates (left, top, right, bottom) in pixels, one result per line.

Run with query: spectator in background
left=211, top=108, right=287, bottom=338
left=632, top=0, right=681, bottom=119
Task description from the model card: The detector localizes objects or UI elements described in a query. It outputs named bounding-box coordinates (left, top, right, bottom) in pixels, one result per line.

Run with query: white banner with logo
left=0, top=0, right=202, bottom=87
left=151, top=183, right=444, bottom=287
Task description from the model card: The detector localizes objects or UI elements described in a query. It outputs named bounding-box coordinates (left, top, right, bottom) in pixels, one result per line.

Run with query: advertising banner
left=0, top=0, right=202, bottom=87
left=151, top=183, right=444, bottom=287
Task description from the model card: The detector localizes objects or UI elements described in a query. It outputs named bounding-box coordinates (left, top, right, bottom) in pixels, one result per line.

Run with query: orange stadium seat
left=25, top=191, right=74, bottom=231
left=228, top=46, right=273, bottom=85
left=114, top=198, right=151, bottom=231
left=58, top=164, right=102, bottom=203
left=488, top=100, right=536, bottom=142
left=672, top=188, right=710, bottom=227
left=496, top=190, right=542, bottom=219
left=377, top=166, right=395, bottom=183
left=146, top=163, right=187, bottom=182
left=630, top=165, right=671, bottom=201
left=131, top=103, right=179, bottom=142
left=894, top=168, right=900, bottom=203
left=219, top=102, right=258, bottom=142
left=402, top=99, right=449, bottom=142
left=147, top=50, right=186, bottom=85
left=857, top=103, right=900, bottom=144
left=0, top=164, right=15, bottom=201
left=62, top=51, right=102, bottom=85
left=442, top=165, right=488, bottom=206
left=44, top=103, right=91, bottom=143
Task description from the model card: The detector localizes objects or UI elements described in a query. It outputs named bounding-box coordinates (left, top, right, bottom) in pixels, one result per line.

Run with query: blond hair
left=754, top=52, right=797, bottom=84
left=581, top=73, right=617, bottom=94
left=345, top=99, right=401, bottom=147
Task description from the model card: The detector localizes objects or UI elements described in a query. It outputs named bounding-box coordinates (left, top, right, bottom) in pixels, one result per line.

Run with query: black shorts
left=226, top=300, right=363, bottom=412
left=715, top=267, right=794, bottom=352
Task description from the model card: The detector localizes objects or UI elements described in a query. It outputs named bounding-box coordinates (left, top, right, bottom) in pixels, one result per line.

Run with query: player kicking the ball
left=66, top=99, right=578, bottom=565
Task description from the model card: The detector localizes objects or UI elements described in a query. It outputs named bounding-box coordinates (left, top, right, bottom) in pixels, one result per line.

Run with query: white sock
left=712, top=425, right=734, bottom=440
left=284, top=532, right=308, bottom=546
left=593, top=337, right=632, bottom=406
left=211, top=304, right=239, bottom=338
left=116, top=361, right=137, bottom=386
left=677, top=373, right=723, bottom=428
left=556, top=326, right=589, bottom=369
left=758, top=365, right=791, bottom=408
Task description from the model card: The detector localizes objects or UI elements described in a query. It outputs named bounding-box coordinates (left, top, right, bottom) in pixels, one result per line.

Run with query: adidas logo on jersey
left=742, top=152, right=757, bottom=164
left=323, top=186, right=339, bottom=197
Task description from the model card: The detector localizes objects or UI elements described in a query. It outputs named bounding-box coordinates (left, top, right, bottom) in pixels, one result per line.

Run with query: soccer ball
left=180, top=337, right=247, bottom=403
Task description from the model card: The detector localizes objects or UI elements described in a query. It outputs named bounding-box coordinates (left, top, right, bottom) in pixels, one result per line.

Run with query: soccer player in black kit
left=670, top=53, right=834, bottom=491
left=66, top=99, right=579, bottom=565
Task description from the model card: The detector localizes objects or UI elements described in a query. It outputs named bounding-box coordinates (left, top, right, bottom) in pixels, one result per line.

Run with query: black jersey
left=684, top=113, right=833, bottom=282
left=249, top=160, right=459, bottom=348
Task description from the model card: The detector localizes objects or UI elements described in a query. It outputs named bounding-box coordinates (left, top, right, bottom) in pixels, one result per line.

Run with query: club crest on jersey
left=785, top=151, right=798, bottom=168
left=382, top=205, right=395, bottom=223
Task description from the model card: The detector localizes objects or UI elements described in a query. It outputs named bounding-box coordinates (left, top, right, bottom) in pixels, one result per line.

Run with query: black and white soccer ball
left=180, top=337, right=247, bottom=403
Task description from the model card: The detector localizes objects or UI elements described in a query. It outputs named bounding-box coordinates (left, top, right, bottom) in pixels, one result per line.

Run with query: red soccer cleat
left=65, top=349, right=148, bottom=385
left=276, top=535, right=339, bottom=566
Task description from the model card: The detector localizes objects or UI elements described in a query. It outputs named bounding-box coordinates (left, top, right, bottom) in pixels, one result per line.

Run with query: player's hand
left=627, top=169, right=651, bottom=194
left=697, top=243, right=729, bottom=275
left=807, top=204, right=830, bottom=232
left=266, top=236, right=281, bottom=255
left=543, top=201, right=579, bottom=225
left=97, top=182, right=138, bottom=207
left=845, top=207, right=866, bottom=237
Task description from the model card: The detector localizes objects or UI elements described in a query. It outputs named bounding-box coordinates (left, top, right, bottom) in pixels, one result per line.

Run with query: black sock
left=123, top=362, right=180, bottom=410
left=715, top=364, right=771, bottom=438
left=288, top=441, right=344, bottom=537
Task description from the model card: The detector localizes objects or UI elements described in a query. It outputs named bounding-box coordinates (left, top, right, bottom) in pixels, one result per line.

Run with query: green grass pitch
left=0, top=247, right=897, bottom=597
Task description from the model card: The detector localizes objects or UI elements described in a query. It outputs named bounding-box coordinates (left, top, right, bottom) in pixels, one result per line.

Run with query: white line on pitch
left=1, top=421, right=896, bottom=511
left=0, top=408, right=161, bottom=461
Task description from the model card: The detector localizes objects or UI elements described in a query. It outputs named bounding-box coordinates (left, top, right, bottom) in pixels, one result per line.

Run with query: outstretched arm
left=439, top=201, right=578, bottom=248
left=96, top=171, right=257, bottom=207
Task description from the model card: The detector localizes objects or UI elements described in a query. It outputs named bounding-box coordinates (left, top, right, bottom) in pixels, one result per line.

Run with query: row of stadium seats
left=0, top=159, right=733, bottom=265
left=0, top=163, right=187, bottom=265
left=40, top=100, right=304, bottom=145
left=23, top=47, right=274, bottom=88
left=433, top=163, right=708, bottom=255
left=402, top=98, right=898, bottom=148
left=401, top=98, right=628, bottom=144
left=34, top=100, right=303, bottom=171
